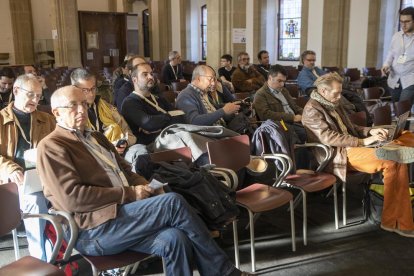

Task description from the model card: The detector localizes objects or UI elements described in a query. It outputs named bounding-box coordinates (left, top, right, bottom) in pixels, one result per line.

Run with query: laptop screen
left=391, top=111, right=410, bottom=140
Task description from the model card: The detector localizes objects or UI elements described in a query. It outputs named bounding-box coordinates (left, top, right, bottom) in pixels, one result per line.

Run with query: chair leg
left=130, top=261, right=140, bottom=274
left=248, top=210, right=256, bottom=273
left=342, top=181, right=347, bottom=226
left=11, top=229, right=20, bottom=260
left=91, top=265, right=99, bottom=276
left=333, top=182, right=339, bottom=230
left=301, top=190, right=307, bottom=246
left=123, top=265, right=132, bottom=276
left=289, top=200, right=296, bottom=252
left=233, top=220, right=240, bottom=268
left=162, top=258, right=167, bottom=276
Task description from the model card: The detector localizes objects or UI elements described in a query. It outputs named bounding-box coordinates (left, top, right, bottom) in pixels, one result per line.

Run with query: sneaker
left=380, top=224, right=414, bottom=238
left=375, top=145, right=414, bottom=164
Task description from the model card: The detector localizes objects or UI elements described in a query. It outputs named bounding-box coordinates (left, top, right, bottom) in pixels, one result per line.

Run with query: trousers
left=74, top=193, right=238, bottom=276
left=346, top=132, right=414, bottom=230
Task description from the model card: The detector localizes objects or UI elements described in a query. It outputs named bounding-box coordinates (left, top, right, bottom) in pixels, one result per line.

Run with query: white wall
left=347, top=0, right=369, bottom=69
left=245, top=0, right=254, bottom=59
left=77, top=0, right=109, bottom=12
left=190, top=0, right=205, bottom=62
left=265, top=0, right=277, bottom=64
left=0, top=0, right=14, bottom=64
left=171, top=0, right=181, bottom=52
left=307, top=0, right=324, bottom=67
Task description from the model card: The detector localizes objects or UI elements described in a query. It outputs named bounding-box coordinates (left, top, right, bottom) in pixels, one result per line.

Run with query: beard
left=138, top=80, right=155, bottom=92
left=241, top=64, right=250, bottom=70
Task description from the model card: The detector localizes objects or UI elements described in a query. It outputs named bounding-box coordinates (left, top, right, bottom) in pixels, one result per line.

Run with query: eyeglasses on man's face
left=56, top=101, right=89, bottom=111
left=200, top=75, right=216, bottom=82
left=73, top=85, right=97, bottom=94
left=241, top=57, right=250, bottom=62
left=400, top=20, right=413, bottom=25
left=18, top=87, right=44, bottom=100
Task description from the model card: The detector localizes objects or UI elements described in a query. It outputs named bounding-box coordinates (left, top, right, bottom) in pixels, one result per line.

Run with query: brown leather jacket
left=0, top=102, right=55, bottom=183
left=231, top=65, right=265, bottom=92
left=254, top=84, right=303, bottom=123
left=37, top=126, right=148, bottom=230
left=302, top=98, right=371, bottom=182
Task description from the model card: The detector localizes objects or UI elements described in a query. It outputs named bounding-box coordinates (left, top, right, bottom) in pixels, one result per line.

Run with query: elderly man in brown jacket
left=302, top=72, right=414, bottom=238
left=37, top=85, right=247, bottom=276
left=231, top=52, right=265, bottom=93
left=0, top=74, right=55, bottom=261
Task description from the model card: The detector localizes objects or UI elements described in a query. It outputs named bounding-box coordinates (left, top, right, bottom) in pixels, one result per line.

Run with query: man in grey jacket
left=176, top=65, right=240, bottom=126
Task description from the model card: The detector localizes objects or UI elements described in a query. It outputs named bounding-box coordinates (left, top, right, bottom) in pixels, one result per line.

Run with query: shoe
left=241, top=272, right=256, bottom=276
left=380, top=224, right=414, bottom=238
left=375, top=145, right=414, bottom=164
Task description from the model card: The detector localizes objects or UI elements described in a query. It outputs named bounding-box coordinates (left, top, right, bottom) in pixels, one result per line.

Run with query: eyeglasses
left=241, top=58, right=250, bottom=61
left=73, top=85, right=97, bottom=94
left=400, top=20, right=413, bottom=25
left=17, top=87, right=44, bottom=100
left=56, top=101, right=88, bottom=110
left=200, top=75, right=217, bottom=82
left=306, top=59, right=316, bottom=62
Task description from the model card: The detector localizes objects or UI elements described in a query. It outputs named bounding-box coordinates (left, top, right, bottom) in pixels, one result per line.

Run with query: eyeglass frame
left=17, top=86, right=44, bottom=100
left=199, top=75, right=217, bottom=82
left=55, top=101, right=89, bottom=110
left=73, top=84, right=97, bottom=94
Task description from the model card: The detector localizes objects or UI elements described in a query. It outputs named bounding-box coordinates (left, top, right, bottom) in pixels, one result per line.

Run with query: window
left=201, top=5, right=207, bottom=60
left=277, top=0, right=302, bottom=61
left=401, top=0, right=414, bottom=9
left=142, top=9, right=150, bottom=57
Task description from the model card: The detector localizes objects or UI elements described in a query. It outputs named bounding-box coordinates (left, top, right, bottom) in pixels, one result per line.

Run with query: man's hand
left=9, top=170, right=24, bottom=186
left=115, top=143, right=127, bottom=155
left=381, top=65, right=390, bottom=76
left=362, top=132, right=388, bottom=146
left=293, top=114, right=302, bottom=122
left=369, top=128, right=389, bottom=138
left=223, top=102, right=241, bottom=115
left=134, top=185, right=153, bottom=200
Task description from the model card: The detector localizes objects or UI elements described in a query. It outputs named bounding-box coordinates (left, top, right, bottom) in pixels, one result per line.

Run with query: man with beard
left=382, top=6, right=414, bottom=104
left=231, top=52, right=265, bottom=93
left=302, top=72, right=414, bottom=238
left=176, top=65, right=240, bottom=126
left=255, top=50, right=271, bottom=79
left=0, top=67, right=16, bottom=109
left=121, top=63, right=174, bottom=145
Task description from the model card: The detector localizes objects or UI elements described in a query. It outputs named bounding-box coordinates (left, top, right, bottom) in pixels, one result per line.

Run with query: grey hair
left=50, top=85, right=81, bottom=110
left=191, top=65, right=211, bottom=81
left=14, top=74, right=39, bottom=89
left=168, top=51, right=179, bottom=61
left=70, top=68, right=95, bottom=86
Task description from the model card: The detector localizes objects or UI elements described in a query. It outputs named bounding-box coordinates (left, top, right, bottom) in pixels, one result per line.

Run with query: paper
left=232, top=28, right=246, bottom=43
left=168, top=110, right=185, bottom=116
left=86, top=52, right=94, bottom=60
left=148, top=179, right=168, bottom=190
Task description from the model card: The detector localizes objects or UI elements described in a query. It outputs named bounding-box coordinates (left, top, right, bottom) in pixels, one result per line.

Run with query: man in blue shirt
left=297, top=50, right=326, bottom=95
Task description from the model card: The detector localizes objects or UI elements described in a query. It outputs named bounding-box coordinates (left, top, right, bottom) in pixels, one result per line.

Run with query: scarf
left=310, top=90, right=339, bottom=111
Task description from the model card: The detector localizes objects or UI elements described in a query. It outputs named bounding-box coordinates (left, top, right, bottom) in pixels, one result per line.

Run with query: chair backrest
left=395, top=99, right=412, bottom=117
left=171, top=81, right=189, bottom=92
left=296, top=96, right=309, bottom=108
left=363, top=87, right=384, bottom=100
left=206, top=135, right=251, bottom=172
left=373, top=104, right=392, bottom=126
left=234, top=92, right=250, bottom=100
left=285, top=84, right=299, bottom=98
left=348, top=111, right=367, bottom=127
left=160, top=91, right=177, bottom=106
left=0, top=182, right=21, bottom=236
left=344, top=68, right=361, bottom=81
left=150, top=147, right=192, bottom=164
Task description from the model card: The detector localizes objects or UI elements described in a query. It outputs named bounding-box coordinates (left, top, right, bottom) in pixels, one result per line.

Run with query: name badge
left=397, top=54, right=407, bottom=64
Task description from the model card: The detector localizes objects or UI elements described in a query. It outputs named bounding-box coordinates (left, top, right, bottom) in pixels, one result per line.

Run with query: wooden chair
left=296, top=96, right=309, bottom=108
left=258, top=133, right=338, bottom=245
left=348, top=111, right=368, bottom=127
left=171, top=81, right=189, bottom=92
left=344, top=68, right=361, bottom=82
left=285, top=84, right=299, bottom=99
left=0, top=182, right=65, bottom=276
left=206, top=135, right=296, bottom=272
left=363, top=87, right=390, bottom=102
left=322, top=66, right=340, bottom=73
left=160, top=90, right=177, bottom=107
left=150, top=147, right=192, bottom=164
left=373, top=104, right=392, bottom=126
left=234, top=92, right=251, bottom=100
left=395, top=99, right=412, bottom=117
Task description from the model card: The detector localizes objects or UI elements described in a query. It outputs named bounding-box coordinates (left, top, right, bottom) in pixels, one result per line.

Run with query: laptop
left=23, top=168, right=43, bottom=195
left=365, top=111, right=410, bottom=148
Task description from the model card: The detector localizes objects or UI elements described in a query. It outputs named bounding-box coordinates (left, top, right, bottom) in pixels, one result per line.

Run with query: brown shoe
left=381, top=224, right=414, bottom=238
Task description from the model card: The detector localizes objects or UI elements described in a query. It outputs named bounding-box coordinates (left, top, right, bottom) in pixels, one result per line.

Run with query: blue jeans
left=74, top=193, right=238, bottom=276
left=20, top=191, right=51, bottom=261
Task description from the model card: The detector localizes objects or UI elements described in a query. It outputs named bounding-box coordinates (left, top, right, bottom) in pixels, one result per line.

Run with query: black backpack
left=152, top=162, right=240, bottom=230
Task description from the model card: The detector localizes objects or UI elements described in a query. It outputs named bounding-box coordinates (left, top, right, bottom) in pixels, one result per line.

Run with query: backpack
left=152, top=162, right=240, bottom=230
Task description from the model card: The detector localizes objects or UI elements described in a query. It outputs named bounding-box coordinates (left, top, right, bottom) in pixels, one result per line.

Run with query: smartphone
left=148, top=179, right=168, bottom=190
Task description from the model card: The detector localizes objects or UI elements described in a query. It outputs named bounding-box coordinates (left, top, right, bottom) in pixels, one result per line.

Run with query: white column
left=171, top=0, right=181, bottom=51
left=246, top=0, right=254, bottom=58
left=151, top=0, right=160, bottom=59
left=347, top=0, right=369, bottom=69
left=307, top=0, right=324, bottom=65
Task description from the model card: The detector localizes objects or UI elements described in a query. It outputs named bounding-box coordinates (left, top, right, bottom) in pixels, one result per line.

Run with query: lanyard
left=170, top=64, right=178, bottom=80
left=14, top=115, right=32, bottom=148
left=90, top=103, right=100, bottom=131
left=0, top=93, right=13, bottom=104
left=85, top=136, right=129, bottom=187
left=133, top=92, right=167, bottom=114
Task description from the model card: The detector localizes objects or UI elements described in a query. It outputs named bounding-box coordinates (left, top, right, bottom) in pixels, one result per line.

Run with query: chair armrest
left=260, top=153, right=291, bottom=187
left=294, top=143, right=332, bottom=172
left=22, top=213, right=63, bottom=264
left=209, top=168, right=238, bottom=191
left=48, top=209, right=78, bottom=262
left=363, top=99, right=381, bottom=103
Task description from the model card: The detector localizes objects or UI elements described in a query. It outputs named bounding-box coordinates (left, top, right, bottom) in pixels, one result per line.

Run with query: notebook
left=23, top=169, right=43, bottom=195
left=365, top=111, right=410, bottom=148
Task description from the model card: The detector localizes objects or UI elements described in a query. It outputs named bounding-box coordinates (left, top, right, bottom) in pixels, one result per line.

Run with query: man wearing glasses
left=0, top=74, right=56, bottom=261
left=70, top=68, right=136, bottom=156
left=297, top=50, right=326, bottom=95
left=161, top=50, right=187, bottom=85
left=382, top=6, right=414, bottom=105
left=176, top=65, right=240, bottom=126
left=231, top=52, right=265, bottom=93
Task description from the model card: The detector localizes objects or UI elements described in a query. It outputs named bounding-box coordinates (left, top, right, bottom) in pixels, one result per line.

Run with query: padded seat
left=82, top=251, right=151, bottom=273
left=285, top=173, right=337, bottom=192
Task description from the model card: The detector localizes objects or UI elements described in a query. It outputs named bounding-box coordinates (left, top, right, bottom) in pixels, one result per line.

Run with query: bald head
left=191, top=65, right=216, bottom=92
left=51, top=85, right=82, bottom=110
